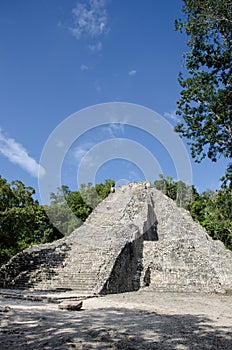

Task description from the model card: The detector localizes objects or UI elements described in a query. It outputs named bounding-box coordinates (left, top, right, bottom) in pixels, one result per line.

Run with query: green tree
left=47, top=180, right=115, bottom=236
left=154, top=174, right=177, bottom=200
left=31, top=205, right=63, bottom=244
left=0, top=176, right=62, bottom=264
left=95, top=179, right=115, bottom=200
left=189, top=189, right=214, bottom=222
left=204, top=189, right=232, bottom=248
left=0, top=177, right=37, bottom=259
left=79, top=182, right=101, bottom=210
left=48, top=185, right=82, bottom=235
left=154, top=174, right=194, bottom=209
left=66, top=190, right=92, bottom=222
left=45, top=203, right=80, bottom=237
left=175, top=0, right=232, bottom=183
left=189, top=188, right=232, bottom=249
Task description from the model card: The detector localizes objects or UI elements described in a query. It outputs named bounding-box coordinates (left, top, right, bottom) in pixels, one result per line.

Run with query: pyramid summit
left=0, top=182, right=232, bottom=294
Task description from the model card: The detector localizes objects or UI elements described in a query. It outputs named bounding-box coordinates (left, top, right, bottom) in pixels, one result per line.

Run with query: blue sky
left=0, top=0, right=229, bottom=203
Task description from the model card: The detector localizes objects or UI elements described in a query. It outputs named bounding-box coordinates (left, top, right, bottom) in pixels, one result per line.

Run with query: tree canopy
left=175, top=0, right=232, bottom=185
left=0, top=176, right=62, bottom=264
left=47, top=179, right=115, bottom=235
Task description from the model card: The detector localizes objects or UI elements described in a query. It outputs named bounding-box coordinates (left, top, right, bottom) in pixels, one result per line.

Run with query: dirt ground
left=0, top=289, right=232, bottom=349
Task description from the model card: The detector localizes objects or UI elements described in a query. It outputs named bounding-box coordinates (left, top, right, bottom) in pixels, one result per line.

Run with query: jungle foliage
left=175, top=0, right=232, bottom=187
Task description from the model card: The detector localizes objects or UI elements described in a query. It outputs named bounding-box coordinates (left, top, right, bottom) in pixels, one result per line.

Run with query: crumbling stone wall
left=0, top=241, right=70, bottom=290
left=140, top=189, right=232, bottom=293
left=0, top=182, right=232, bottom=294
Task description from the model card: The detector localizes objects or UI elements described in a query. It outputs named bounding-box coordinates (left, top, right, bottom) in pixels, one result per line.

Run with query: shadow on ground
left=0, top=303, right=231, bottom=349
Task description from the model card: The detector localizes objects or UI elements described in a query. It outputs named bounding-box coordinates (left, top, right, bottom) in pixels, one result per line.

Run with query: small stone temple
left=0, top=182, right=232, bottom=294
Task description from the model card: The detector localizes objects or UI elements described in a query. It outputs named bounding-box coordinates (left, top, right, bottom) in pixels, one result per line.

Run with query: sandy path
left=0, top=290, right=232, bottom=349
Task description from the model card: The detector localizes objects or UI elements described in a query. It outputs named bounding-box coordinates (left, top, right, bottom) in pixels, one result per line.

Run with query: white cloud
left=80, top=153, right=98, bottom=168
left=94, top=80, right=102, bottom=92
left=74, top=142, right=100, bottom=170
left=55, top=139, right=65, bottom=148
left=88, top=41, right=102, bottom=51
left=74, top=142, right=95, bottom=162
left=128, top=70, right=137, bottom=76
left=0, top=129, right=45, bottom=178
left=103, top=123, right=125, bottom=138
left=164, top=111, right=181, bottom=123
left=80, top=64, right=89, bottom=71
left=70, top=0, right=109, bottom=45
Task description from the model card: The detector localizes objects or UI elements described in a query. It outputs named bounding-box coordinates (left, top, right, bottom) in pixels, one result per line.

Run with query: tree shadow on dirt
left=0, top=304, right=231, bottom=349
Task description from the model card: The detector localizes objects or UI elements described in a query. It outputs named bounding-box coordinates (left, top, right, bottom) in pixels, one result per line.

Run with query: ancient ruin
left=0, top=182, right=232, bottom=294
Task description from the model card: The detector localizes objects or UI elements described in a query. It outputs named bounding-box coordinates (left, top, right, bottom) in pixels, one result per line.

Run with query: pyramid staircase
left=0, top=182, right=232, bottom=294
left=0, top=183, right=155, bottom=293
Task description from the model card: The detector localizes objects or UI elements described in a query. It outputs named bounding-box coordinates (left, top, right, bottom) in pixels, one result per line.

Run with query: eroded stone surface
left=141, top=189, right=232, bottom=293
left=0, top=182, right=232, bottom=294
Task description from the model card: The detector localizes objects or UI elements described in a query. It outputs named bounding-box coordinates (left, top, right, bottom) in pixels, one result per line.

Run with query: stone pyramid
left=0, top=182, right=232, bottom=294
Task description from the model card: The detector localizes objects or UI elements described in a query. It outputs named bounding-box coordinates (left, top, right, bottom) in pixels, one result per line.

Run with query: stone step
left=40, top=284, right=97, bottom=291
